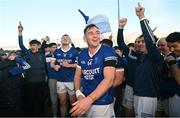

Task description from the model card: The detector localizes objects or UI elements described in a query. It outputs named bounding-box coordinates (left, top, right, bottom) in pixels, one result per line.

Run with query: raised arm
left=41, top=36, right=50, bottom=52
left=18, top=21, right=30, bottom=59
left=117, top=18, right=130, bottom=56
left=136, top=3, right=162, bottom=62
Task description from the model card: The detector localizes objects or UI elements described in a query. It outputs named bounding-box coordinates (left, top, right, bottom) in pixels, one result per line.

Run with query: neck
left=89, top=44, right=100, bottom=56
left=61, top=44, right=70, bottom=51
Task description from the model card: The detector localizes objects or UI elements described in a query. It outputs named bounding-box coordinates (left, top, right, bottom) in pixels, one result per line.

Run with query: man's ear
left=83, top=36, right=87, bottom=42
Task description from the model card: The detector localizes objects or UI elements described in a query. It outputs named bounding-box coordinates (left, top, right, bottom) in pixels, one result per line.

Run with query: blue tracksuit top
left=133, top=19, right=163, bottom=97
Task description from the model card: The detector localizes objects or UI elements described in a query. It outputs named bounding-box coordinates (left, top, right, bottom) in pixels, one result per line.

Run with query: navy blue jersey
left=78, top=45, right=117, bottom=105
left=53, top=47, right=78, bottom=82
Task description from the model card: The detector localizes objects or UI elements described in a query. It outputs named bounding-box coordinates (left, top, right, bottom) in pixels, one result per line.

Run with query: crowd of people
left=0, top=3, right=180, bottom=117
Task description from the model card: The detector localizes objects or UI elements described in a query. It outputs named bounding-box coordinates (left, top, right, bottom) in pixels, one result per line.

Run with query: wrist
left=118, top=26, right=124, bottom=29
left=51, top=64, right=55, bottom=68
left=75, top=89, right=85, bottom=98
left=19, top=32, right=22, bottom=36
left=88, top=95, right=95, bottom=103
left=139, top=17, right=146, bottom=21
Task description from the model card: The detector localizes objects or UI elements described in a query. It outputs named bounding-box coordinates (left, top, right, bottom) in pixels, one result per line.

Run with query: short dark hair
left=44, top=44, right=49, bottom=48
left=127, top=43, right=134, bottom=47
left=29, top=39, right=41, bottom=45
left=0, top=51, right=7, bottom=56
left=49, top=43, right=57, bottom=48
left=84, top=24, right=99, bottom=34
left=138, top=34, right=158, bottom=42
left=113, top=46, right=121, bottom=50
left=8, top=51, right=17, bottom=57
left=62, top=34, right=69, bottom=37
left=100, top=39, right=113, bottom=47
left=166, top=32, right=180, bottom=43
left=75, top=47, right=81, bottom=52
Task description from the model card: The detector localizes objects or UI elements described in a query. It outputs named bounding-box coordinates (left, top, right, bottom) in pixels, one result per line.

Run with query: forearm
left=68, top=63, right=77, bottom=68
left=9, top=61, right=30, bottom=75
left=117, top=29, right=130, bottom=56
left=74, top=67, right=82, bottom=91
left=9, top=67, right=24, bottom=75
left=15, top=57, right=31, bottom=70
left=18, top=36, right=29, bottom=58
left=74, top=76, right=81, bottom=91
left=140, top=18, right=161, bottom=62
left=88, top=76, right=114, bottom=102
left=41, top=40, right=47, bottom=51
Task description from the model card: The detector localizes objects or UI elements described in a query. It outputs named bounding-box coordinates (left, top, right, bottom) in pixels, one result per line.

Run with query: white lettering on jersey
left=82, top=68, right=100, bottom=80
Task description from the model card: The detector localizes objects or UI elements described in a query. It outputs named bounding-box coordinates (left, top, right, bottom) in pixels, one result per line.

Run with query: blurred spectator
left=0, top=51, right=30, bottom=116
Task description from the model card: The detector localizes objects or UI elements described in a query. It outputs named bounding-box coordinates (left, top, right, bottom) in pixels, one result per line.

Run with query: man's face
left=61, top=35, right=71, bottom=45
left=8, top=53, right=16, bottom=60
left=115, top=48, right=122, bottom=57
left=30, top=44, right=39, bottom=51
left=157, top=39, right=169, bottom=55
left=50, top=45, right=57, bottom=53
left=134, top=37, right=147, bottom=53
left=84, top=26, right=100, bottom=48
left=168, top=41, right=180, bottom=57
left=44, top=47, right=50, bottom=52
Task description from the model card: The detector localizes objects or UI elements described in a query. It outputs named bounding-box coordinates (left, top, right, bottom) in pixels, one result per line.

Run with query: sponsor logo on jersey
left=81, top=60, right=86, bottom=64
left=82, top=68, right=100, bottom=80
left=88, top=59, right=93, bottom=66
left=63, top=53, right=67, bottom=57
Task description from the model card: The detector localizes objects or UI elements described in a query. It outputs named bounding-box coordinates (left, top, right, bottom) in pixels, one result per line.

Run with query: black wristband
left=167, top=60, right=176, bottom=66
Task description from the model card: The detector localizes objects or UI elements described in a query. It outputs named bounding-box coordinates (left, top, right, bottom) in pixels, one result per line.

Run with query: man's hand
left=18, top=21, right=23, bottom=33
left=70, top=96, right=93, bottom=116
left=109, top=33, right=113, bottom=40
left=42, top=36, right=50, bottom=42
left=119, top=18, right=127, bottom=28
left=8, top=54, right=16, bottom=61
left=62, top=59, right=70, bottom=67
left=54, top=65, right=60, bottom=71
left=135, top=2, right=145, bottom=19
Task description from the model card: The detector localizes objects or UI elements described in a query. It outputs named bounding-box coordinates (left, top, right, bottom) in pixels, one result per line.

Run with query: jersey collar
left=88, top=44, right=102, bottom=58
